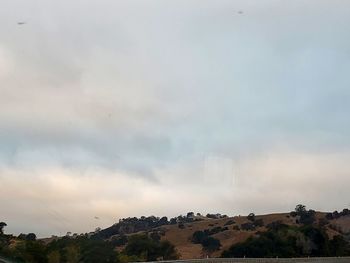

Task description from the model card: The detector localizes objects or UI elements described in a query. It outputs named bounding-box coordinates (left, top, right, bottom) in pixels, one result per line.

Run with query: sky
left=0, top=0, right=350, bottom=237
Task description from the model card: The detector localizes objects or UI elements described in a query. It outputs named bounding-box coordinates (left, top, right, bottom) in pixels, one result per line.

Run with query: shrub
left=241, top=222, right=256, bottom=231
left=224, top=220, right=235, bottom=226
left=232, top=225, right=240, bottom=231
left=201, top=237, right=221, bottom=252
left=254, top=219, right=264, bottom=227
left=192, top=231, right=207, bottom=244
left=247, top=213, right=255, bottom=222
left=326, top=213, right=334, bottom=220
left=125, top=234, right=178, bottom=261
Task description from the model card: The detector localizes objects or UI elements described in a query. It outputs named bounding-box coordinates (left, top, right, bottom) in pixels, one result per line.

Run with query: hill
left=1, top=206, right=350, bottom=262
left=94, top=208, right=350, bottom=259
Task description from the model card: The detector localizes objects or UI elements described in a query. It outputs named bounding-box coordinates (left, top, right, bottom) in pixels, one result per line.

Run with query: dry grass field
left=159, top=213, right=350, bottom=259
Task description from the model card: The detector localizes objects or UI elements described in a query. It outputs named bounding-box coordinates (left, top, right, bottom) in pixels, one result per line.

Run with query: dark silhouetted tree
left=0, top=222, right=7, bottom=235
left=247, top=213, right=255, bottom=222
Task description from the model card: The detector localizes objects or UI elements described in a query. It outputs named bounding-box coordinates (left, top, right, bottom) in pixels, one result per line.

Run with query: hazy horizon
left=1, top=0, right=350, bottom=237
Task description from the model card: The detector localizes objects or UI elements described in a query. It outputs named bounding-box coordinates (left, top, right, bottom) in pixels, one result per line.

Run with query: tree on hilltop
left=0, top=222, right=7, bottom=235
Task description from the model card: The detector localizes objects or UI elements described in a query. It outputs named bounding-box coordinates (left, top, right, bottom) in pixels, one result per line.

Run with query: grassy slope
left=158, top=212, right=349, bottom=259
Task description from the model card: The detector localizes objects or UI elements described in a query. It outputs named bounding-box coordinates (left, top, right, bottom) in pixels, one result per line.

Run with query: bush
left=232, top=225, right=240, bottom=231
left=292, top=205, right=316, bottom=225
left=299, top=210, right=316, bottom=225
left=204, top=226, right=228, bottom=236
left=326, top=213, right=334, bottom=220
left=224, top=220, right=235, bottom=226
left=201, top=237, right=221, bottom=252
left=192, top=231, right=206, bottom=244
left=111, top=235, right=128, bottom=247
left=254, top=219, right=264, bottom=227
left=247, top=213, right=255, bottom=222
left=125, top=234, right=178, bottom=261
left=241, top=222, right=256, bottom=231
left=178, top=223, right=185, bottom=229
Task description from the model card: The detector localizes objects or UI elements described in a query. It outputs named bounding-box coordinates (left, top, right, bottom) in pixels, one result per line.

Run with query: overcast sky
left=1, top=0, right=350, bottom=237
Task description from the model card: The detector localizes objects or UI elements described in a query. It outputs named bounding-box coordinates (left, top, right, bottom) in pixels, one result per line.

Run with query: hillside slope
left=99, top=210, right=350, bottom=259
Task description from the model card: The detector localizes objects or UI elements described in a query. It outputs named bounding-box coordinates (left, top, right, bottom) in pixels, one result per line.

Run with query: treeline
left=97, top=212, right=227, bottom=239
left=222, top=222, right=350, bottom=258
left=326, top=209, right=350, bottom=220
left=0, top=230, right=178, bottom=263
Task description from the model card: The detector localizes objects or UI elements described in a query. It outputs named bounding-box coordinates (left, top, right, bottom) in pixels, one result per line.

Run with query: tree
left=159, top=240, right=179, bottom=260
left=241, top=222, right=256, bottom=231
left=25, top=240, right=47, bottom=263
left=0, top=222, right=7, bottom=235
left=293, top=205, right=316, bottom=225
left=26, top=233, right=37, bottom=241
left=254, top=218, right=264, bottom=227
left=295, top=204, right=307, bottom=214
left=80, top=239, right=117, bottom=263
left=192, top=231, right=207, bottom=244
left=47, top=250, right=61, bottom=263
left=201, top=237, right=221, bottom=252
left=187, top=212, right=194, bottom=218
left=125, top=234, right=178, bottom=261
left=247, top=213, right=255, bottom=222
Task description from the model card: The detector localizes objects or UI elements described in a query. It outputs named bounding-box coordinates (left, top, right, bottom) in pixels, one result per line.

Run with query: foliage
left=191, top=230, right=221, bottom=252
left=111, top=235, right=128, bottom=247
left=222, top=223, right=350, bottom=258
left=124, top=234, right=178, bottom=261
left=96, top=216, right=170, bottom=239
left=224, top=220, right=235, bottom=226
left=178, top=223, right=185, bottom=229
left=290, top=204, right=316, bottom=225
left=247, top=213, right=255, bottom=222
left=192, top=231, right=207, bottom=244
left=241, top=222, right=256, bottom=231
left=206, top=213, right=226, bottom=219
left=0, top=222, right=7, bottom=235
left=254, top=219, right=264, bottom=227
left=1, top=232, right=178, bottom=263
left=326, top=209, right=350, bottom=220
left=201, top=237, right=221, bottom=252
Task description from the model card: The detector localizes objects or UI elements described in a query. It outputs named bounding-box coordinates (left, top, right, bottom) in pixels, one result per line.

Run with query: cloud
left=1, top=149, right=350, bottom=237
left=0, top=0, right=350, bottom=236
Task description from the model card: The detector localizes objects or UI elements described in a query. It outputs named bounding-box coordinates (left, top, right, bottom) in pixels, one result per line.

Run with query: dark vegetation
left=206, top=214, right=228, bottom=219
left=191, top=226, right=227, bottom=252
left=222, top=223, right=350, bottom=258
left=0, top=227, right=178, bottom=263
left=240, top=213, right=264, bottom=231
left=224, top=220, right=235, bottom=226
left=326, top=209, right=350, bottom=220
left=290, top=204, right=316, bottom=225
left=96, top=212, right=211, bottom=239
left=124, top=234, right=178, bottom=261
left=96, top=216, right=170, bottom=239
left=222, top=205, right=350, bottom=258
